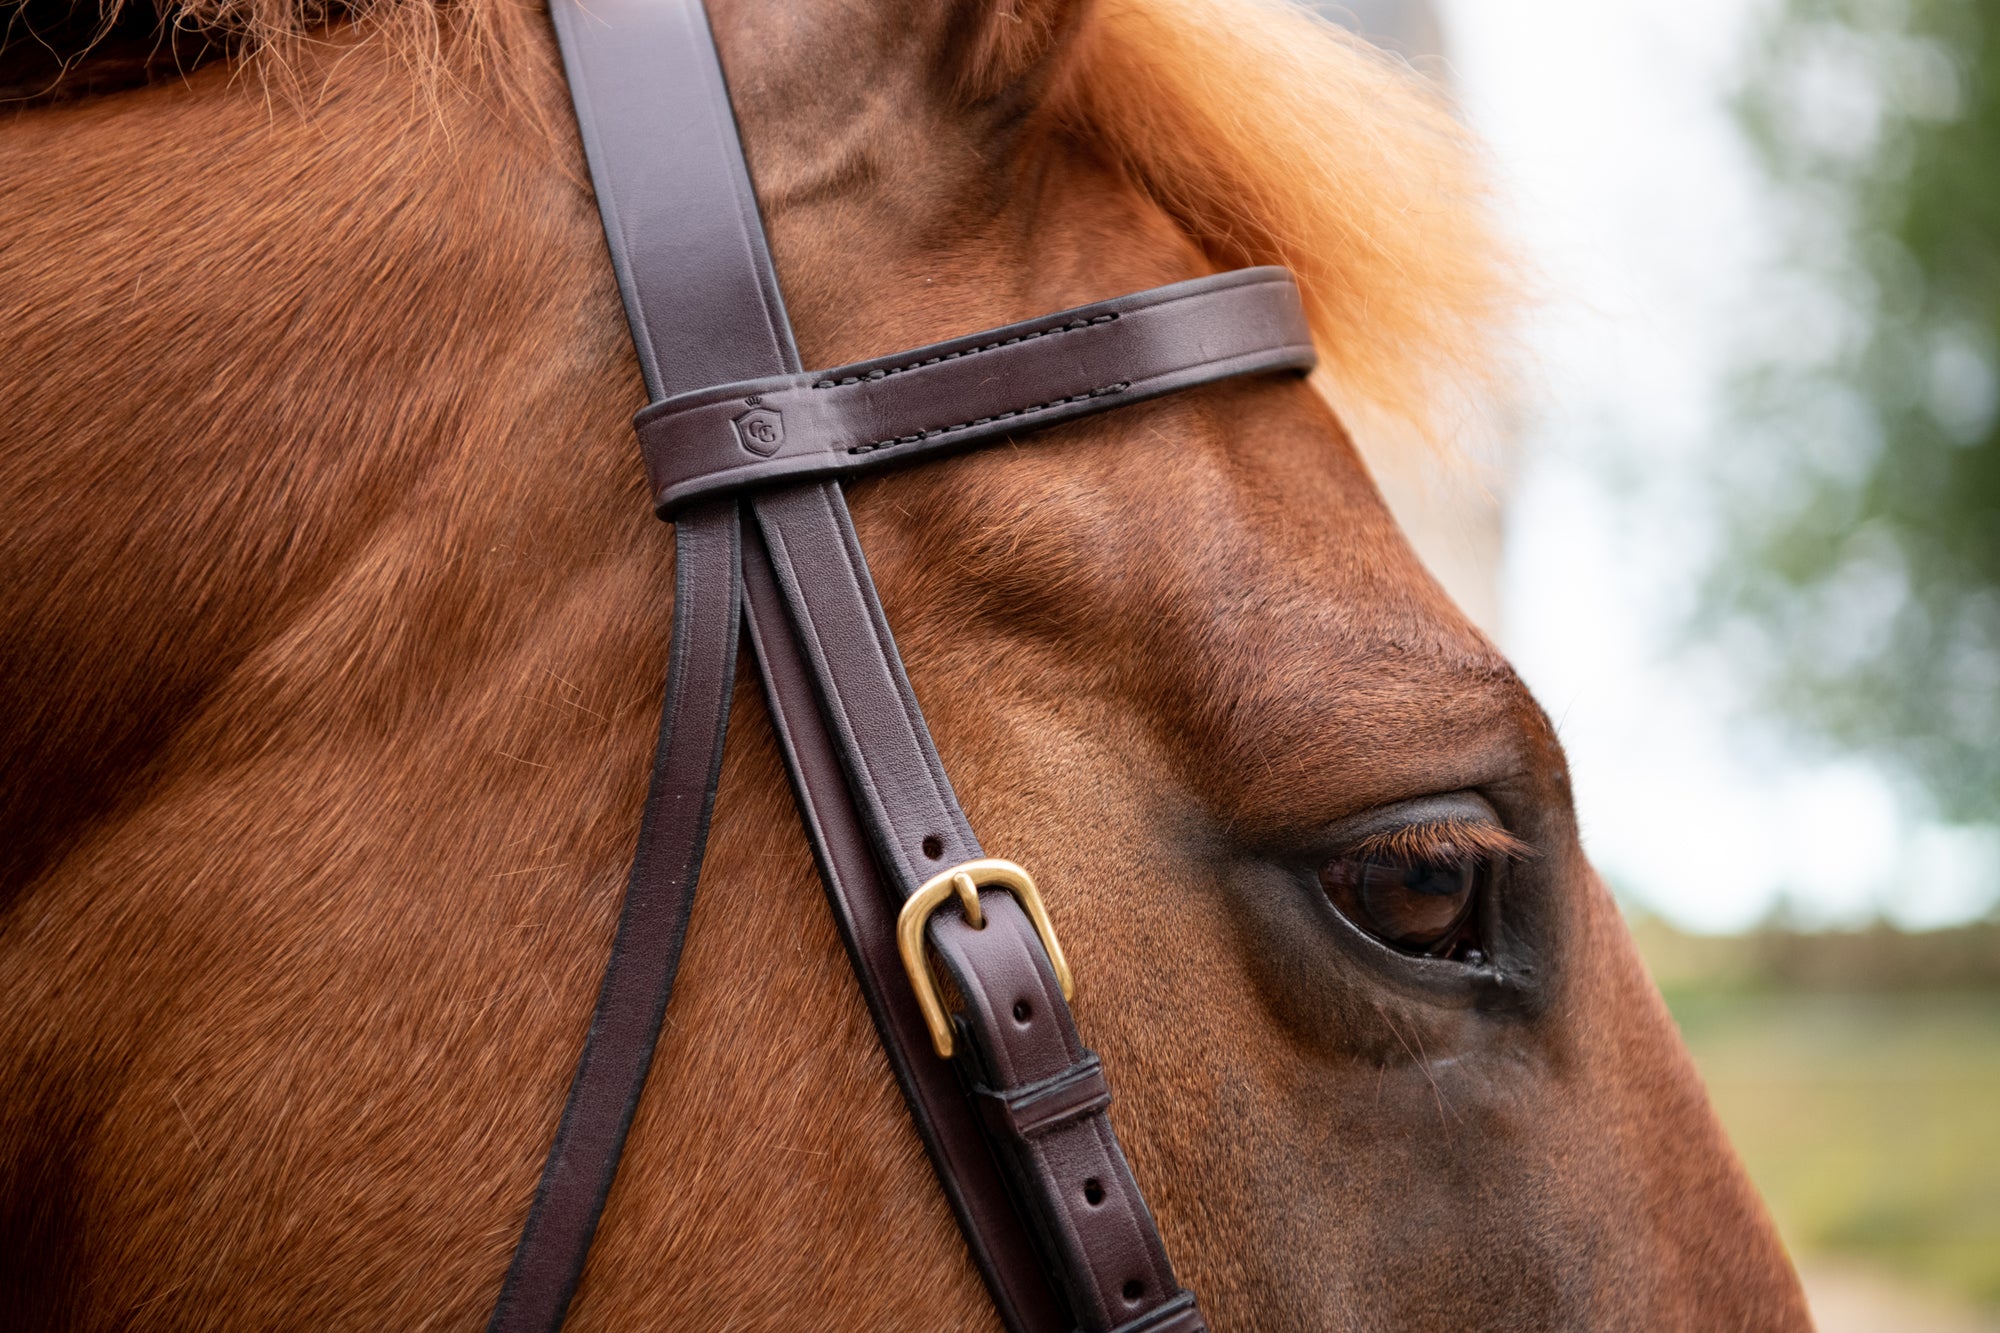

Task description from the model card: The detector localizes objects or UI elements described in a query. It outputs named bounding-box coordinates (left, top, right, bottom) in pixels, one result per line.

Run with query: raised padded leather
left=746, top=426, right=1205, bottom=1333
left=637, top=269, right=1312, bottom=513
left=552, top=0, right=792, bottom=398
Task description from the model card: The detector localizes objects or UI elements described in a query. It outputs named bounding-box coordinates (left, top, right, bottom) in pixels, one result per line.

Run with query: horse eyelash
left=1344, top=817, right=1534, bottom=867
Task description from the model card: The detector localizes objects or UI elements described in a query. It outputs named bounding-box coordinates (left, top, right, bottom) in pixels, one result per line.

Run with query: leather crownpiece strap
left=494, top=0, right=1317, bottom=1329
left=637, top=269, right=1313, bottom=513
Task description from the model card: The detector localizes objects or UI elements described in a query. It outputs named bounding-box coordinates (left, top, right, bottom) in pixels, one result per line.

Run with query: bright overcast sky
left=1435, top=0, right=2000, bottom=931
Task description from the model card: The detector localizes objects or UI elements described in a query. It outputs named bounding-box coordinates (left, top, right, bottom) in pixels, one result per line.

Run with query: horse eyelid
left=1341, top=817, right=1533, bottom=868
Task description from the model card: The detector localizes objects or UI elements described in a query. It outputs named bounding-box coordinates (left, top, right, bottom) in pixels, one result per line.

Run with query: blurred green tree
left=1719, top=0, right=2000, bottom=829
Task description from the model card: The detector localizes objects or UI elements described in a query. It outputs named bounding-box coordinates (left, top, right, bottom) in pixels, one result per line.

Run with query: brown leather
left=496, top=0, right=1321, bottom=1328
left=551, top=0, right=794, bottom=399
left=486, top=503, right=740, bottom=1333
left=976, top=1057, right=1112, bottom=1141
left=489, top=0, right=786, bottom=1325
left=506, top=0, right=1109, bottom=1322
left=741, top=525, right=1073, bottom=1333
left=637, top=269, right=1313, bottom=513
left=748, top=473, right=1205, bottom=1321
left=748, top=481, right=979, bottom=884
left=746, top=481, right=1204, bottom=1331
left=929, top=896, right=1194, bottom=1332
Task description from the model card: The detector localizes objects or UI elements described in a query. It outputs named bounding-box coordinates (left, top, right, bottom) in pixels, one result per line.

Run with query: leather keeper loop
left=1106, top=1293, right=1206, bottom=1333
left=635, top=267, right=1314, bottom=516
left=975, top=1057, right=1113, bottom=1141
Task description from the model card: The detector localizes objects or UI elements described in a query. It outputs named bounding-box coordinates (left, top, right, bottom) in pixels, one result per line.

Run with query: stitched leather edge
left=635, top=268, right=1315, bottom=514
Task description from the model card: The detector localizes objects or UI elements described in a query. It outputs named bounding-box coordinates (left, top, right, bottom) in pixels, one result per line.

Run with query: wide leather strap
left=495, top=0, right=1317, bottom=1328
left=744, top=477, right=1203, bottom=1330
left=638, top=268, right=1312, bottom=513
left=743, top=526, right=1200, bottom=1333
left=739, top=526, right=1075, bottom=1332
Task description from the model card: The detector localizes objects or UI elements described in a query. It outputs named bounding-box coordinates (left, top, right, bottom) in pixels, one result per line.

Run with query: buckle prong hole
left=921, top=835, right=944, bottom=860
left=1083, top=1178, right=1104, bottom=1206
left=1012, top=999, right=1032, bottom=1023
left=1122, top=1279, right=1144, bottom=1303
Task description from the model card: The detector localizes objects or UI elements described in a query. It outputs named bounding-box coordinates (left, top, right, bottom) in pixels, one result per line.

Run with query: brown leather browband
left=487, top=1, right=1315, bottom=1330
left=638, top=269, right=1312, bottom=513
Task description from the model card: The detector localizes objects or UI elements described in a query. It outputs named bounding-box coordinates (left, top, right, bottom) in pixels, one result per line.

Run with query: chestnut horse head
left=0, top=0, right=1811, bottom=1327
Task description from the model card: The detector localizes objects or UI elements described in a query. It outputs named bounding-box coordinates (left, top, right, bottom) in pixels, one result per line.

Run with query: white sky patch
left=1436, top=0, right=2000, bottom=930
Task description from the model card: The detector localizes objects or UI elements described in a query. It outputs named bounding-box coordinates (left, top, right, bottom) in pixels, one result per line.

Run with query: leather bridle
left=487, top=2, right=1315, bottom=1329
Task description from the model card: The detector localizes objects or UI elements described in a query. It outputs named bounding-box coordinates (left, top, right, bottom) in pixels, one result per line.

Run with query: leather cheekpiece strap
left=637, top=268, right=1313, bottom=513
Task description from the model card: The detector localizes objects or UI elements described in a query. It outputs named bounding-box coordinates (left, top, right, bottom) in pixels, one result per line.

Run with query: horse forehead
left=867, top=390, right=1524, bottom=760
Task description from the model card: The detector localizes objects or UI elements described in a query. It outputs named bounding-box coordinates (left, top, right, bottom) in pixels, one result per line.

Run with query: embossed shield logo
left=733, top=407, right=785, bottom=456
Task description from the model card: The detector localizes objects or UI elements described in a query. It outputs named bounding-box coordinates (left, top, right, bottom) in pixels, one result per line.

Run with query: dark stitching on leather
left=812, top=312, right=1121, bottom=389
left=845, top=381, right=1132, bottom=456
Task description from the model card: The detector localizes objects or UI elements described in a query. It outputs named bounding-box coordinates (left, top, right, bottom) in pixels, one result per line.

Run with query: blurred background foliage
left=1717, top=0, right=2000, bottom=829
left=1696, top=2, right=2000, bottom=1315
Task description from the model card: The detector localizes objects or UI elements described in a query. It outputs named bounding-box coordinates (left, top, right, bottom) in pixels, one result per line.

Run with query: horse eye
left=1317, top=852, right=1485, bottom=958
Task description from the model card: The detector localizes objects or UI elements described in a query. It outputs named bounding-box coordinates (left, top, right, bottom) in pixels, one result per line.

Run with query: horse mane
left=1057, top=0, right=1518, bottom=454
left=12, top=0, right=1514, bottom=451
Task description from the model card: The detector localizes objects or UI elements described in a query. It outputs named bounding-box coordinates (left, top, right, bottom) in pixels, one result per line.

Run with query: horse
left=0, top=0, right=1813, bottom=1327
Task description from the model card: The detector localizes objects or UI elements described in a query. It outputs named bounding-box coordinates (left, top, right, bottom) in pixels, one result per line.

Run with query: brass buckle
left=896, top=858, right=1074, bottom=1059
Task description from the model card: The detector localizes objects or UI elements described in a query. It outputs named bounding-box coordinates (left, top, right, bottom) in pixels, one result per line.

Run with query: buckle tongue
left=896, top=858, right=1074, bottom=1059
